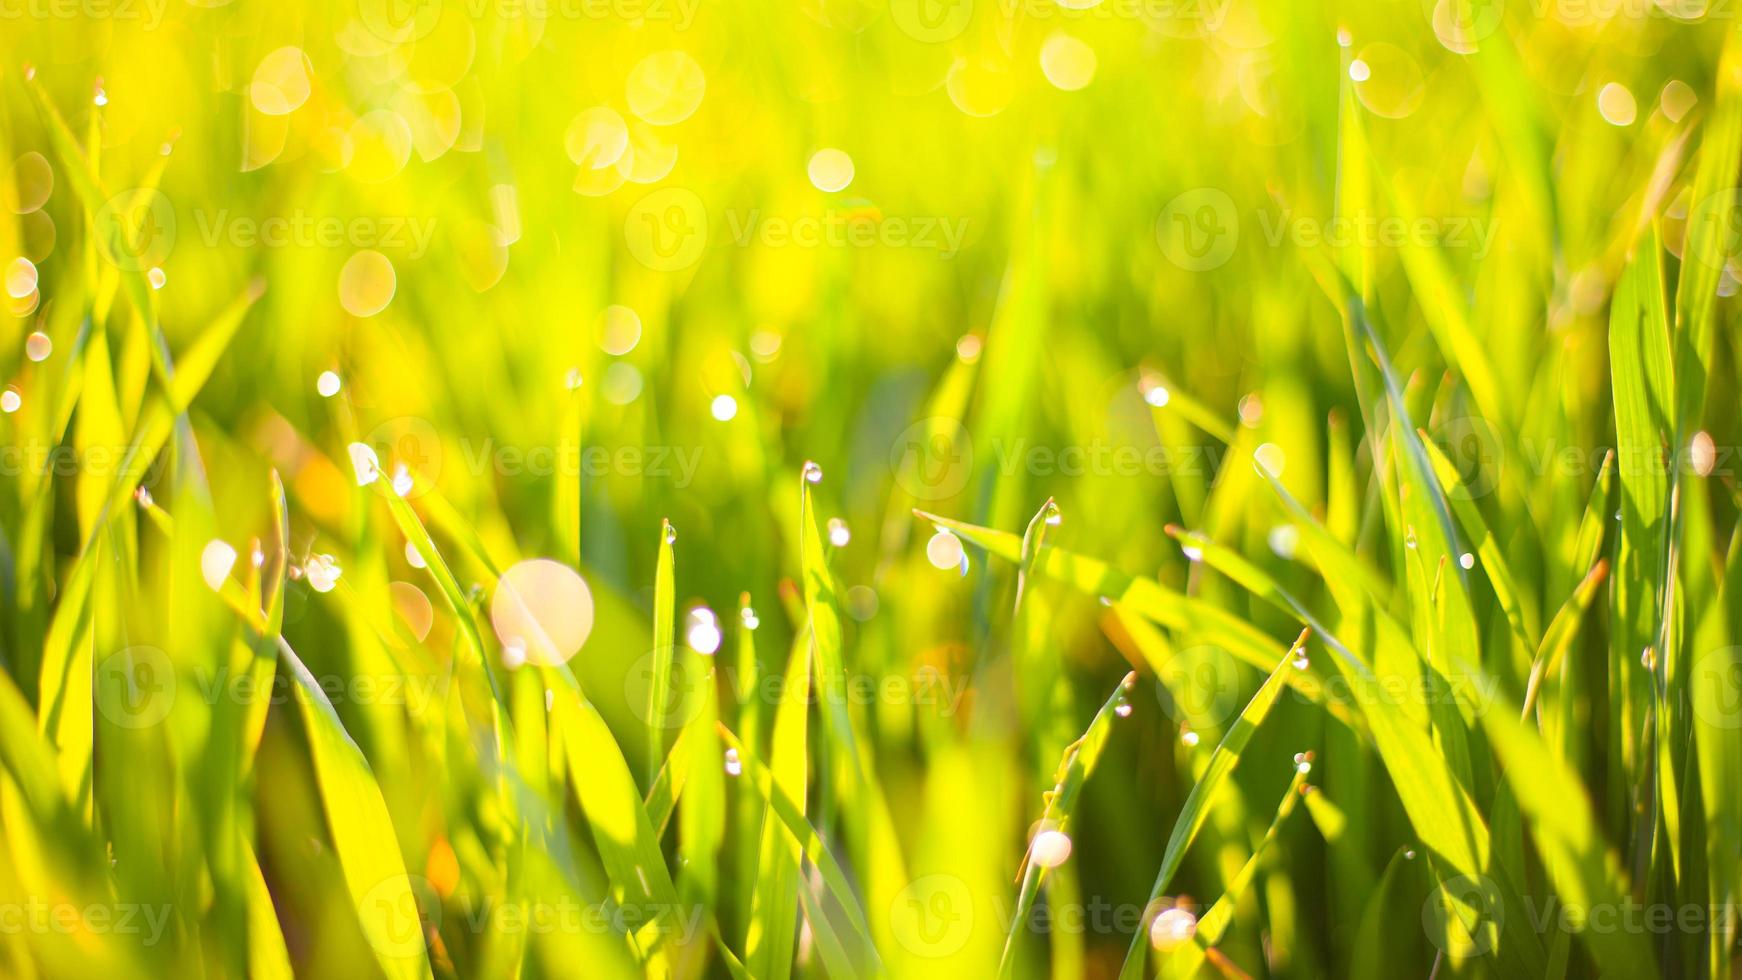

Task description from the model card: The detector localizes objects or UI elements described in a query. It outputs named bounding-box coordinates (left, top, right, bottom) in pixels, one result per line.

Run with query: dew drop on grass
left=740, top=606, right=760, bottom=630
left=926, top=530, right=964, bottom=570
left=685, top=606, right=723, bottom=655
left=24, top=331, right=51, bottom=362
left=1114, top=701, right=1133, bottom=718
left=348, top=442, right=382, bottom=486
left=827, top=518, right=851, bottom=547
left=1255, top=442, right=1286, bottom=477
left=390, top=463, right=414, bottom=497
left=955, top=334, right=982, bottom=362
left=317, top=370, right=342, bottom=397
left=1293, top=750, right=1313, bottom=775
left=710, top=394, right=738, bottom=421
left=1, top=387, right=21, bottom=413
left=148, top=267, right=167, bottom=290
left=1641, top=647, right=1656, bottom=670
left=1042, top=500, right=1062, bottom=526
left=803, top=461, right=823, bottom=484
left=501, top=638, right=527, bottom=670
left=724, top=747, right=742, bottom=776
left=1180, top=726, right=1200, bottom=747
left=1292, top=649, right=1310, bottom=671
left=565, top=368, right=584, bottom=390
left=304, top=554, right=343, bottom=593
left=405, top=540, right=428, bottom=569
left=1459, top=552, right=1475, bottom=569
left=201, top=540, right=238, bottom=592
left=1149, top=907, right=1198, bottom=952
left=665, top=522, right=678, bottom=545
left=1269, top=525, right=1299, bottom=559
left=1030, top=829, right=1073, bottom=868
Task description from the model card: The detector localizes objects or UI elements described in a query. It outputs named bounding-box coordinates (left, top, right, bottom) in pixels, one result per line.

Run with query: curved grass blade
left=1116, top=629, right=1308, bottom=980
left=998, top=671, right=1137, bottom=978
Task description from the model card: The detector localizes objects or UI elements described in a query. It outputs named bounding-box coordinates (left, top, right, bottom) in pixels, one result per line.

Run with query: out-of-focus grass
left=1, top=0, right=1741, bottom=977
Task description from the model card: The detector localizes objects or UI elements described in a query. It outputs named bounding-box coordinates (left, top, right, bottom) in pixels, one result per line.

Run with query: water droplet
left=1114, top=701, right=1133, bottom=718
left=827, top=518, right=851, bottom=547
left=1, top=386, right=20, bottom=413
left=347, top=442, right=381, bottom=486
left=304, top=554, right=343, bottom=593
left=926, top=530, right=964, bottom=570
left=724, top=747, right=743, bottom=776
left=1238, top=393, right=1264, bottom=427
left=1143, top=383, right=1170, bottom=407
left=1029, top=829, right=1073, bottom=869
left=317, top=370, right=342, bottom=397
left=147, top=267, right=166, bottom=290
left=1292, top=651, right=1310, bottom=671
left=1349, top=58, right=1371, bottom=82
left=1180, top=726, right=1200, bottom=747
left=1149, top=907, right=1198, bottom=952
left=1042, top=500, right=1062, bottom=526
left=1404, top=849, right=1417, bottom=860
left=710, top=394, right=738, bottom=421
left=1293, top=750, right=1313, bottom=775
left=1641, top=647, right=1656, bottom=670
left=803, top=461, right=824, bottom=484
left=1459, top=552, right=1475, bottom=570
left=1180, top=543, right=1204, bottom=563
left=405, top=540, right=427, bottom=569
left=501, top=638, right=528, bottom=669
left=134, top=487, right=154, bottom=508
left=1268, top=525, right=1299, bottom=559
left=955, top=334, right=982, bottom=362
left=24, top=331, right=51, bottom=362
left=390, top=463, right=414, bottom=497
left=565, top=368, right=584, bottom=390
left=1404, top=531, right=1418, bottom=549
left=664, top=522, right=678, bottom=545
left=201, top=540, right=238, bottom=592
left=740, top=606, right=760, bottom=630
left=1254, top=442, right=1286, bottom=478
left=686, top=606, right=722, bottom=655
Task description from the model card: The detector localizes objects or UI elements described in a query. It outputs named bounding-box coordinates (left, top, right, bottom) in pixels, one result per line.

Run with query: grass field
left=1, top=0, right=1741, bottom=977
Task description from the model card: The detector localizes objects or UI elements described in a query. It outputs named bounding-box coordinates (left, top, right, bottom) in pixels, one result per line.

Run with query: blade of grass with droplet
left=999, top=671, right=1137, bottom=978
left=648, top=519, right=676, bottom=782
left=1116, top=630, right=1306, bottom=980
left=1420, top=431, right=1539, bottom=652
left=915, top=511, right=1345, bottom=720
left=801, top=475, right=907, bottom=956
left=1521, top=560, right=1609, bottom=721
left=678, top=646, right=724, bottom=914
left=1607, top=225, right=1672, bottom=865
left=1166, top=768, right=1311, bottom=979
left=273, top=637, right=434, bottom=980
